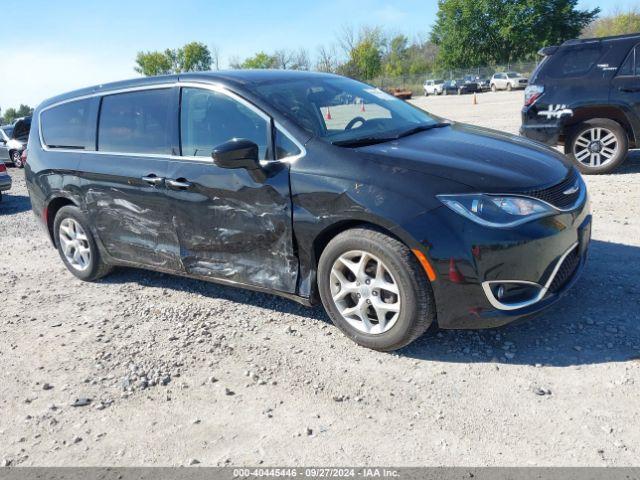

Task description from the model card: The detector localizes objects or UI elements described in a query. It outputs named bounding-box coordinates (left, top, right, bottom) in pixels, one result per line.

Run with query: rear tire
left=565, top=118, right=628, bottom=174
left=317, top=227, right=435, bottom=351
left=54, top=205, right=113, bottom=281
left=491, top=84, right=497, bottom=92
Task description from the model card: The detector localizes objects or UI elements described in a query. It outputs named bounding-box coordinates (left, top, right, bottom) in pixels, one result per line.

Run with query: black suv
left=521, top=33, right=640, bottom=174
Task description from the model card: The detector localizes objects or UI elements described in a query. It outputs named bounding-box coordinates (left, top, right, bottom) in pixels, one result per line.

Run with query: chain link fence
left=370, top=61, right=539, bottom=96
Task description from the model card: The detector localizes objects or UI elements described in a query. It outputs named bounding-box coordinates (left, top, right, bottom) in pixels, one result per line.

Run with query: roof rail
left=563, top=32, right=640, bottom=46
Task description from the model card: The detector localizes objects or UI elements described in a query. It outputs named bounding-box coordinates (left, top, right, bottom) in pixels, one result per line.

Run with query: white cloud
left=0, top=48, right=136, bottom=110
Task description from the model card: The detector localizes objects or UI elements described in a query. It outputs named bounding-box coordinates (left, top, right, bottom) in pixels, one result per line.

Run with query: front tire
left=506, top=83, right=512, bottom=91
left=491, top=84, right=497, bottom=92
left=11, top=151, right=22, bottom=168
left=54, top=205, right=112, bottom=281
left=565, top=118, right=628, bottom=174
left=317, top=227, right=435, bottom=351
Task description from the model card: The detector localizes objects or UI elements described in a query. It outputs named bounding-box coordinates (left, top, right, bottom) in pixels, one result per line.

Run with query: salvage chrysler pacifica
left=25, top=71, right=591, bottom=351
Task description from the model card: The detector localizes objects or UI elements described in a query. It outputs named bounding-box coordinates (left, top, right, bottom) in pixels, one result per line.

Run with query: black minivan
left=26, top=71, right=591, bottom=351
left=522, top=33, right=640, bottom=174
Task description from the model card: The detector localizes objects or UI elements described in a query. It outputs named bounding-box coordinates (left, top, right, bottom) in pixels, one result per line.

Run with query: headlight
left=437, top=194, right=554, bottom=228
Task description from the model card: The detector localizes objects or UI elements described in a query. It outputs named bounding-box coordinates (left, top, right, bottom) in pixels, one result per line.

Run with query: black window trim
left=37, top=82, right=306, bottom=164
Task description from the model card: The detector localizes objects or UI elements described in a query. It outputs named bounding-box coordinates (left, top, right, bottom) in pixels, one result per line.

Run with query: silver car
left=0, top=119, right=29, bottom=168
left=423, top=79, right=445, bottom=96
left=490, top=72, right=529, bottom=91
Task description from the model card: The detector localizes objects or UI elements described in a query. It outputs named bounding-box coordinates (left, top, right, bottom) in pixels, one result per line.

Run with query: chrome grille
left=525, top=169, right=581, bottom=210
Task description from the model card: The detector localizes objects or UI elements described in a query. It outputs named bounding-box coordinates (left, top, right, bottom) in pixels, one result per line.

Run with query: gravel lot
left=1, top=91, right=639, bottom=467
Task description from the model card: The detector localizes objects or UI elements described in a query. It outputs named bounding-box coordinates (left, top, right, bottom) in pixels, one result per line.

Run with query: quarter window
left=180, top=87, right=269, bottom=159
left=275, top=129, right=302, bottom=159
left=618, top=45, right=639, bottom=76
left=98, top=89, right=173, bottom=155
left=41, top=98, right=97, bottom=150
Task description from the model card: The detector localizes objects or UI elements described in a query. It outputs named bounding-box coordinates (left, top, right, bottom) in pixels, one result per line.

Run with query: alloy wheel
left=573, top=127, right=619, bottom=168
left=329, top=250, right=401, bottom=335
left=12, top=151, right=22, bottom=168
left=58, top=218, right=92, bottom=271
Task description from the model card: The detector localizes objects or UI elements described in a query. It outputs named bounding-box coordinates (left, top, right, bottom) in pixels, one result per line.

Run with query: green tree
left=16, top=104, right=34, bottom=117
left=135, top=50, right=174, bottom=76
left=135, top=42, right=212, bottom=76
left=431, top=0, right=599, bottom=69
left=383, top=35, right=409, bottom=76
left=238, top=52, right=277, bottom=69
left=583, top=7, right=640, bottom=37
left=339, top=27, right=385, bottom=80
left=177, top=42, right=212, bottom=72
left=2, top=107, right=19, bottom=124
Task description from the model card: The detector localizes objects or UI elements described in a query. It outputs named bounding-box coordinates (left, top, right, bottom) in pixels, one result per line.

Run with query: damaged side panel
left=79, top=155, right=183, bottom=271
left=166, top=160, right=298, bottom=293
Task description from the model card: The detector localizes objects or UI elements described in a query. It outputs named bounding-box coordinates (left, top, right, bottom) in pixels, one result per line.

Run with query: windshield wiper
left=332, top=136, right=397, bottom=147
left=394, top=122, right=450, bottom=139
left=331, top=122, right=451, bottom=148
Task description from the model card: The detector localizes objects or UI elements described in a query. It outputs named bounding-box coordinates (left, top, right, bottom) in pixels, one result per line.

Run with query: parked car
left=442, top=79, right=479, bottom=95
left=0, top=117, right=30, bottom=168
left=423, top=79, right=445, bottom=96
left=491, top=72, right=529, bottom=91
left=477, top=77, right=491, bottom=92
left=25, top=71, right=590, bottom=351
left=522, top=33, right=640, bottom=174
left=0, top=161, right=11, bottom=201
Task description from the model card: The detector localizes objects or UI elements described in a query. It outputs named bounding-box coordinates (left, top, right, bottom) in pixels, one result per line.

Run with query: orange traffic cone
left=448, top=258, right=464, bottom=284
left=360, top=101, right=366, bottom=112
left=472, top=93, right=478, bottom=105
left=325, top=107, right=332, bottom=120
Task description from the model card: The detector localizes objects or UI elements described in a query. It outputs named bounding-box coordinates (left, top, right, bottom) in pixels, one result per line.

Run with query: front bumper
left=0, top=173, right=11, bottom=192
left=401, top=194, right=591, bottom=329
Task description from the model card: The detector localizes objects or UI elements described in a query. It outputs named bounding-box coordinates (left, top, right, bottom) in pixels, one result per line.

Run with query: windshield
left=1, top=126, right=14, bottom=138
left=249, top=76, right=438, bottom=145
left=506, top=72, right=522, bottom=78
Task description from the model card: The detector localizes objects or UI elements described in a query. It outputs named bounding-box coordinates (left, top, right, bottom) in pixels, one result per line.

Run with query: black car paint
left=521, top=34, right=640, bottom=146
left=26, top=70, right=589, bottom=329
left=443, top=80, right=479, bottom=95
left=0, top=170, right=11, bottom=193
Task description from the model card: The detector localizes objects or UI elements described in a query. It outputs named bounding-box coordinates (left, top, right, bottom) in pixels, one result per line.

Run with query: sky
left=0, top=0, right=635, bottom=110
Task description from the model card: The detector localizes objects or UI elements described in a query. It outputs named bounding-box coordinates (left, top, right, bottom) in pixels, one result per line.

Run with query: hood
left=359, top=122, right=572, bottom=192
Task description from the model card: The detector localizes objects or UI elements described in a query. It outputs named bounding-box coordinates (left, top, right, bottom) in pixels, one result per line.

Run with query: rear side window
left=544, top=45, right=603, bottom=78
left=98, top=89, right=173, bottom=155
left=41, top=98, right=97, bottom=150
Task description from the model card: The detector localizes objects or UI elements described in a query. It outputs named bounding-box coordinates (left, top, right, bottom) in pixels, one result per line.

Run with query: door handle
left=166, top=178, right=193, bottom=190
left=142, top=175, right=164, bottom=186
left=619, top=87, right=640, bottom=93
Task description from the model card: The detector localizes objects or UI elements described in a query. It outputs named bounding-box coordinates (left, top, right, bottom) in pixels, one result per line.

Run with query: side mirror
left=212, top=139, right=261, bottom=171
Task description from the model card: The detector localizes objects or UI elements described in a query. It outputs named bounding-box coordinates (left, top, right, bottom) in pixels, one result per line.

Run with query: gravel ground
left=1, top=90, right=639, bottom=467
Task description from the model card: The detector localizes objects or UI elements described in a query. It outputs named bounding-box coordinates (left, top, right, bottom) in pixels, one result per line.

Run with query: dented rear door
left=81, top=86, right=182, bottom=271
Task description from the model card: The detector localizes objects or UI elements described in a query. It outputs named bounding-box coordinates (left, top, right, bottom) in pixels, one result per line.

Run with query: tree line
left=0, top=105, right=34, bottom=126
left=133, top=0, right=617, bottom=81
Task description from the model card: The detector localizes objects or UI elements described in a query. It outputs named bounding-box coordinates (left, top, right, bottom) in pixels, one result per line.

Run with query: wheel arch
left=44, top=196, right=79, bottom=246
left=306, top=218, right=422, bottom=304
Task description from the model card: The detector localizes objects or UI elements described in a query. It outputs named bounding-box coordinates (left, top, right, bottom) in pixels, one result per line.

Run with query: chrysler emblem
left=563, top=182, right=579, bottom=195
